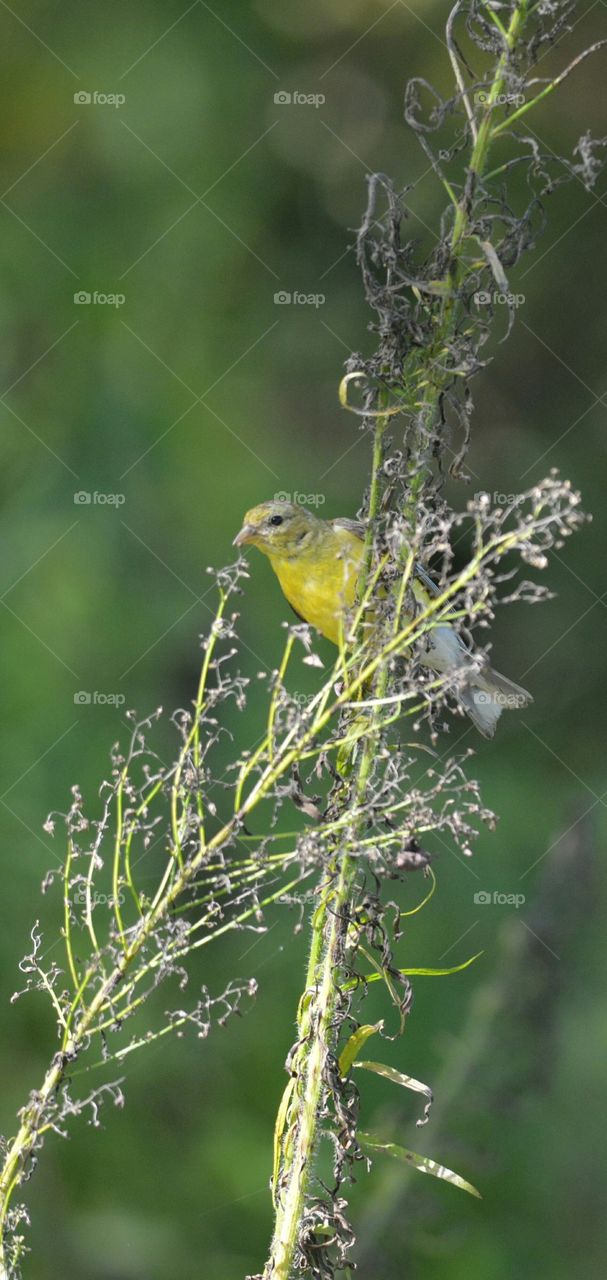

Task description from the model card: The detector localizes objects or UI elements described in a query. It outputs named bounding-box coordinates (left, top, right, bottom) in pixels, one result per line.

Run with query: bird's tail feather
left=460, top=666, right=532, bottom=738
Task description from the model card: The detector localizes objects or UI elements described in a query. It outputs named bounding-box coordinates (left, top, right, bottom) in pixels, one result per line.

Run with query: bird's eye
left=268, top=515, right=284, bottom=527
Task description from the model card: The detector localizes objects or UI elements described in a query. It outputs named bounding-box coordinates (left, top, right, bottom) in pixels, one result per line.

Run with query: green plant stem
left=0, top=951, right=129, bottom=1278
left=264, top=407, right=390, bottom=1279
left=264, top=855, right=356, bottom=1280
left=451, top=1, right=528, bottom=255
left=405, top=0, right=528, bottom=523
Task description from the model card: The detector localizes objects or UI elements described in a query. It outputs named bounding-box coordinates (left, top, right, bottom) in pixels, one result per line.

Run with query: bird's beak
left=233, top=523, right=255, bottom=548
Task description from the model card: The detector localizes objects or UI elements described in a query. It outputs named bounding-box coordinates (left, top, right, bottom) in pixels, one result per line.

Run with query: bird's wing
left=330, top=517, right=440, bottom=597
left=330, top=516, right=366, bottom=540
left=413, top=560, right=440, bottom=597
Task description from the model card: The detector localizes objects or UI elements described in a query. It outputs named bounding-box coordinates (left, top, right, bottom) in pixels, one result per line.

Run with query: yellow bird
left=233, top=500, right=531, bottom=737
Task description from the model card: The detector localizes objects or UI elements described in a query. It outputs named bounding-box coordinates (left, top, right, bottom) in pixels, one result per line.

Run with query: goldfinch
left=234, top=500, right=531, bottom=737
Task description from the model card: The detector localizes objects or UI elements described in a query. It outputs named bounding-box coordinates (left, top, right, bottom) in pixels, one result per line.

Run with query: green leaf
left=474, top=236, right=509, bottom=293
left=397, top=952, right=484, bottom=976
left=343, top=950, right=483, bottom=992
left=359, top=1133, right=482, bottom=1198
left=272, top=1077, right=296, bottom=1205
left=338, top=1021, right=383, bottom=1078
left=411, top=279, right=455, bottom=299
left=354, top=944, right=406, bottom=1027
left=336, top=740, right=355, bottom=777
left=355, top=1059, right=433, bottom=1125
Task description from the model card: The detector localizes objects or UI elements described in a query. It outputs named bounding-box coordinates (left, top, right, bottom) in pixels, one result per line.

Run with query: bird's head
left=233, top=501, right=321, bottom=559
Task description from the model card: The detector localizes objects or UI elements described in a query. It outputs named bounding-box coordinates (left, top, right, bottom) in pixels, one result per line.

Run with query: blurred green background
left=1, top=2, right=606, bottom=1277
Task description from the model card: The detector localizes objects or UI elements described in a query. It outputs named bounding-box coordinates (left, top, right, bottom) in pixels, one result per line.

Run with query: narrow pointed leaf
left=397, top=952, right=483, bottom=976
left=360, top=1132, right=482, bottom=1198
left=474, top=236, right=509, bottom=292
left=355, top=1059, right=433, bottom=1125
left=343, top=950, right=483, bottom=992
left=272, top=1077, right=296, bottom=1205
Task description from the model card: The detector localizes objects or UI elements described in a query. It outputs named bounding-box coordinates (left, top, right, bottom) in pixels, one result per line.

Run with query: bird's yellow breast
left=269, top=529, right=364, bottom=645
